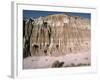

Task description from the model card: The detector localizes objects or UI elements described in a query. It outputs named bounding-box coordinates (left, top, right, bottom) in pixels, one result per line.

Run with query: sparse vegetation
left=52, top=60, right=64, bottom=68
left=64, top=63, right=90, bottom=67
left=70, top=63, right=76, bottom=66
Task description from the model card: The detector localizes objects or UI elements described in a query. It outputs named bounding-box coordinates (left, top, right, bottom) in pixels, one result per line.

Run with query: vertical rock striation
left=23, top=13, right=91, bottom=57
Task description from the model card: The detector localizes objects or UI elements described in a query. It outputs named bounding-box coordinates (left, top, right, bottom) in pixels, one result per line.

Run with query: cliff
left=23, top=13, right=91, bottom=57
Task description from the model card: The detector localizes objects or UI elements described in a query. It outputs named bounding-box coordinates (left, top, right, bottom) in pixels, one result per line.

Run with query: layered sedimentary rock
left=23, top=13, right=91, bottom=57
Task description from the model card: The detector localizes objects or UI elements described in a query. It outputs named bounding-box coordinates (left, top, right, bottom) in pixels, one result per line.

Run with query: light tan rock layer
left=24, top=14, right=91, bottom=57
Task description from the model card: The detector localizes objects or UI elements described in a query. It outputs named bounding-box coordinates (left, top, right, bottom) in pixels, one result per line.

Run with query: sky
left=23, top=10, right=91, bottom=19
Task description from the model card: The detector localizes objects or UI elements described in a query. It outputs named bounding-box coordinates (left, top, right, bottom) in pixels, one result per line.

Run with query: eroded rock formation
left=23, top=13, right=91, bottom=58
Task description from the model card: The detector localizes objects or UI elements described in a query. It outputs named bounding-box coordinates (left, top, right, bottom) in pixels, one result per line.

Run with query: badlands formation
left=23, top=13, right=91, bottom=69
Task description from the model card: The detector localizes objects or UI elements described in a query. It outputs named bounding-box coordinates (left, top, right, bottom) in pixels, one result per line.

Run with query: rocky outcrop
left=23, top=18, right=34, bottom=58
left=23, top=13, right=90, bottom=58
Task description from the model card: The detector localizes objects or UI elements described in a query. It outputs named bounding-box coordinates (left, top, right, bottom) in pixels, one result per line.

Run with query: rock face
left=23, top=14, right=91, bottom=57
